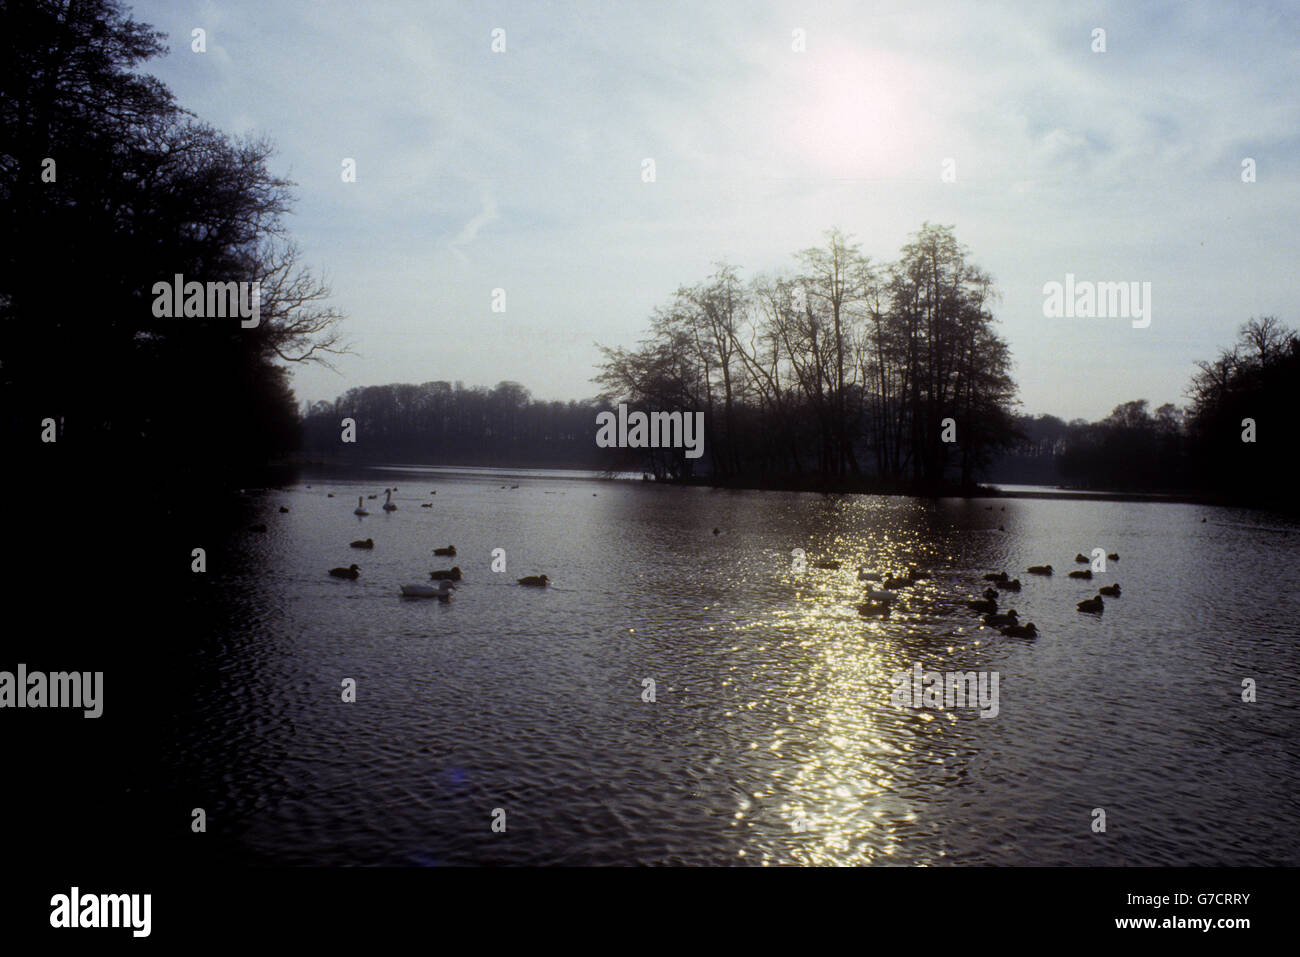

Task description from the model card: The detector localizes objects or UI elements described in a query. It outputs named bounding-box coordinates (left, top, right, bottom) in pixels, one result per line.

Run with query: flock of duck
left=309, top=486, right=550, bottom=601
left=847, top=549, right=1123, bottom=640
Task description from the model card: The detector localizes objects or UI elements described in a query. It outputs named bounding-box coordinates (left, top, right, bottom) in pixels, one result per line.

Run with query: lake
left=160, top=466, right=1300, bottom=866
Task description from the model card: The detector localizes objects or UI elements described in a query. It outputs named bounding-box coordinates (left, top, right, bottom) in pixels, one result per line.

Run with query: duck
left=981, top=587, right=999, bottom=601
left=279, top=506, right=289, bottom=513
left=382, top=489, right=397, bottom=512
left=368, top=494, right=378, bottom=500
left=249, top=523, right=267, bottom=533
left=1098, top=583, right=1121, bottom=597
left=354, top=497, right=369, bottom=516
left=1074, top=553, right=1089, bottom=563
left=996, top=578, right=1022, bottom=592
left=420, top=503, right=432, bottom=508
left=329, top=564, right=361, bottom=580
left=966, top=598, right=998, bottom=615
left=1107, top=552, right=1119, bottom=561
left=400, top=580, right=455, bottom=600
left=1068, top=569, right=1093, bottom=579
left=1000, top=622, right=1038, bottom=639
left=812, top=559, right=841, bottom=570
left=1027, top=565, right=1053, bottom=575
left=1077, top=595, right=1104, bottom=613
left=433, top=546, right=456, bottom=556
left=510, top=485, right=519, bottom=489
left=327, top=493, right=335, bottom=497
left=517, top=575, right=549, bottom=587
left=983, top=571, right=1009, bottom=582
left=983, top=610, right=1019, bottom=626
left=713, top=527, right=721, bottom=535
left=430, top=490, right=437, bottom=495
left=349, top=538, right=374, bottom=549
left=429, top=566, right=462, bottom=581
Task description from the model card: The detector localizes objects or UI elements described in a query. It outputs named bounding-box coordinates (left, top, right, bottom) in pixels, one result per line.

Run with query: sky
left=129, top=0, right=1300, bottom=421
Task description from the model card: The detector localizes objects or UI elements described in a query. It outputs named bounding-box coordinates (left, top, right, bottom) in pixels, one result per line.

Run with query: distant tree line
left=990, top=317, right=1296, bottom=507
left=595, top=224, right=1020, bottom=488
left=1, top=0, right=341, bottom=486
left=300, top=381, right=618, bottom=468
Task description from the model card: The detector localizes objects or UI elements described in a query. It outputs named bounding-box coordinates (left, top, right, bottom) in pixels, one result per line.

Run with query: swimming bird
left=433, top=546, right=456, bottom=556
left=1068, top=569, right=1093, bottom=579
left=983, top=571, right=1009, bottom=582
left=713, top=527, right=721, bottom=535
left=983, top=610, right=1019, bottom=626
left=383, top=489, right=397, bottom=511
left=1074, top=553, right=1089, bottom=563
left=430, top=491, right=437, bottom=495
left=982, top=587, right=999, bottom=601
left=420, top=503, right=432, bottom=508
left=368, top=494, right=378, bottom=500
left=429, top=566, right=462, bottom=581
left=996, top=578, right=1022, bottom=592
left=350, top=538, right=374, bottom=549
left=1107, top=553, right=1119, bottom=561
left=518, top=574, right=549, bottom=587
left=1000, top=622, right=1038, bottom=639
left=279, top=506, right=289, bottom=513
left=354, top=497, right=369, bottom=516
left=249, top=523, right=267, bottom=533
left=812, top=560, right=841, bottom=570
left=327, top=493, right=335, bottom=497
left=510, top=485, right=519, bottom=489
left=329, top=564, right=360, bottom=580
left=1098, top=583, right=1121, bottom=597
left=967, top=598, right=998, bottom=615
left=857, top=567, right=884, bottom=582
left=400, top=581, right=455, bottom=600
left=1027, top=565, right=1053, bottom=575
left=1077, top=595, right=1104, bottom=613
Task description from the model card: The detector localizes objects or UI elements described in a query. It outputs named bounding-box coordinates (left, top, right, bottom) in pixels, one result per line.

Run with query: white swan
left=400, top=581, right=455, bottom=598
left=383, top=488, right=397, bottom=511
left=354, top=496, right=369, bottom=516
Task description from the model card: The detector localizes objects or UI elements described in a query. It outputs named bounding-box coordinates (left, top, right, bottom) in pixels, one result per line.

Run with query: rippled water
left=162, top=468, right=1300, bottom=865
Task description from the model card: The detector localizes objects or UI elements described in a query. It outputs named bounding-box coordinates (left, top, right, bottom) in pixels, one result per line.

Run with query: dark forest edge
left=297, top=317, right=1298, bottom=514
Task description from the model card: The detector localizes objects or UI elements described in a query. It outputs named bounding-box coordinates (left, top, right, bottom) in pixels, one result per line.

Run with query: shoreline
left=271, top=458, right=1287, bottom=512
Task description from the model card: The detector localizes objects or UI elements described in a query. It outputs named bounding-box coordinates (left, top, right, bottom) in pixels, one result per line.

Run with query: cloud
left=448, top=186, right=499, bottom=262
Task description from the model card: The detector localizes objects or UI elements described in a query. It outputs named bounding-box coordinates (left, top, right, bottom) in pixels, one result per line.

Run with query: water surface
left=161, top=469, right=1300, bottom=865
